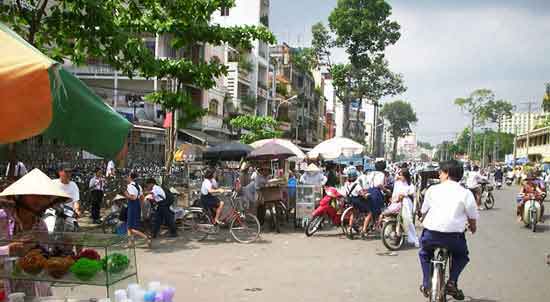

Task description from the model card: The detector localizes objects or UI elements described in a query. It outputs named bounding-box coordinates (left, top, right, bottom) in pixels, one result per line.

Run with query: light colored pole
left=526, top=102, right=532, bottom=161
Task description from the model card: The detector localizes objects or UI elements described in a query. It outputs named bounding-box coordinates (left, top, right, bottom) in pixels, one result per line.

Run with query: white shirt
left=391, top=180, right=415, bottom=204
left=89, top=176, right=105, bottom=191
left=365, top=171, right=385, bottom=188
left=342, top=180, right=362, bottom=197
left=5, top=162, right=27, bottom=177
left=421, top=180, right=479, bottom=233
left=53, top=179, right=80, bottom=209
left=106, top=160, right=116, bottom=177
left=150, top=185, right=166, bottom=202
left=201, top=179, right=214, bottom=195
left=300, top=172, right=327, bottom=186
left=465, top=171, right=482, bottom=189
left=126, top=182, right=142, bottom=200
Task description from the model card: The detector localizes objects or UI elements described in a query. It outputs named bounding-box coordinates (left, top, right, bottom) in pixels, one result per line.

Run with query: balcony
left=65, top=63, right=117, bottom=77
left=257, top=86, right=270, bottom=100
left=190, top=114, right=224, bottom=132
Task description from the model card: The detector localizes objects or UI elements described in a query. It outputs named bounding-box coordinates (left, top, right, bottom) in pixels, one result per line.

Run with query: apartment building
left=501, top=111, right=549, bottom=135
left=213, top=0, right=271, bottom=117
left=270, top=43, right=324, bottom=147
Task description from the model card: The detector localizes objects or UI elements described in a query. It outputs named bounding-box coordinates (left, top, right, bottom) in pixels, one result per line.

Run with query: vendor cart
left=258, top=180, right=288, bottom=233
left=295, top=184, right=323, bottom=228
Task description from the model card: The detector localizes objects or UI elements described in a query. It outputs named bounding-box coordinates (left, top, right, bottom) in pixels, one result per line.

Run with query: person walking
left=145, top=178, right=177, bottom=239
left=124, top=172, right=151, bottom=248
left=52, top=163, right=81, bottom=218
left=88, top=168, right=105, bottom=224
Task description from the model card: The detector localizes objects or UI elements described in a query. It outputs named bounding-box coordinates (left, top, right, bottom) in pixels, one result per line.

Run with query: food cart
left=295, top=184, right=323, bottom=228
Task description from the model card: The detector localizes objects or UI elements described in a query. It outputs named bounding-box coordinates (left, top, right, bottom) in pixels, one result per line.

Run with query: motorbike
left=381, top=207, right=406, bottom=250
left=479, top=180, right=495, bottom=210
left=43, top=205, right=79, bottom=233
left=305, top=187, right=347, bottom=237
left=517, top=193, right=542, bottom=232
left=495, top=178, right=502, bottom=190
left=505, top=176, right=514, bottom=186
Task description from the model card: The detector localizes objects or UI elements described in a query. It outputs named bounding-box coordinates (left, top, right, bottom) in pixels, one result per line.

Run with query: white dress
left=392, top=180, right=419, bottom=245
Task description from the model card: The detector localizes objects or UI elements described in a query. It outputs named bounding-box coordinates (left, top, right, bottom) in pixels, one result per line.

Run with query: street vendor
left=300, top=164, right=327, bottom=186
left=0, top=169, right=71, bottom=297
left=243, top=167, right=270, bottom=225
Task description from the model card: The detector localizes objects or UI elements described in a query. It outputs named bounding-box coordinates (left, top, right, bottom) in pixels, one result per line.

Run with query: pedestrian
left=300, top=164, right=327, bottom=186
left=124, top=172, right=151, bottom=248
left=52, top=163, right=81, bottom=217
left=0, top=169, right=71, bottom=297
left=325, top=164, right=339, bottom=187
left=5, top=156, right=27, bottom=181
left=88, top=168, right=105, bottom=224
left=144, top=178, right=177, bottom=238
left=106, top=159, right=116, bottom=178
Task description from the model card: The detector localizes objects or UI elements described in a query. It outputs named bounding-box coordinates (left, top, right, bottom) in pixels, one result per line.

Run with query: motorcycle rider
left=494, top=166, right=503, bottom=185
left=465, top=165, right=483, bottom=210
left=518, top=173, right=545, bottom=223
left=419, top=160, right=479, bottom=300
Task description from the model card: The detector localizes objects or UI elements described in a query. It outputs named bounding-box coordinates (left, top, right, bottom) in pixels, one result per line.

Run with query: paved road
left=63, top=185, right=550, bottom=301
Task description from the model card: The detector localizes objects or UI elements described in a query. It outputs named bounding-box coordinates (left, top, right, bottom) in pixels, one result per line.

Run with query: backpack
left=160, top=185, right=175, bottom=206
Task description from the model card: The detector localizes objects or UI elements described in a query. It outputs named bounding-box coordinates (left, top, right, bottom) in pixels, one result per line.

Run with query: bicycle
left=181, top=191, right=261, bottom=243
left=340, top=205, right=378, bottom=239
left=429, top=247, right=451, bottom=302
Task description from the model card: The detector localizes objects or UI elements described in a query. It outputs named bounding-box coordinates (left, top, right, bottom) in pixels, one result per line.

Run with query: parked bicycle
left=182, top=191, right=261, bottom=243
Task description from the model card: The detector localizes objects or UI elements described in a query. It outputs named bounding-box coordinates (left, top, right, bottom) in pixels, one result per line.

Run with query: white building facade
left=501, top=111, right=549, bottom=135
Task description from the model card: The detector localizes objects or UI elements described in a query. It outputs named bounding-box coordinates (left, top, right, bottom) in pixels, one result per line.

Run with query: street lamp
left=273, top=95, right=298, bottom=119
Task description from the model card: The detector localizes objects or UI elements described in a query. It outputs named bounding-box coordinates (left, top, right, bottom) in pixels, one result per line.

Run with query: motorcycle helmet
left=347, top=169, right=358, bottom=180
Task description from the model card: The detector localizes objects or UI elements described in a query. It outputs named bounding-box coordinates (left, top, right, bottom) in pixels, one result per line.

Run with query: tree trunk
left=468, top=116, right=475, bottom=161
left=343, top=100, right=351, bottom=138
left=392, top=135, right=398, bottom=161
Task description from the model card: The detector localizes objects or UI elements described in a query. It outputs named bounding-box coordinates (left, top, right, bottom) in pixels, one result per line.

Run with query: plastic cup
left=148, top=281, right=161, bottom=292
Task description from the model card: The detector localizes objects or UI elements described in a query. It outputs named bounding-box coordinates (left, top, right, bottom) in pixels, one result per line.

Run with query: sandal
left=419, top=285, right=430, bottom=298
left=445, top=281, right=465, bottom=300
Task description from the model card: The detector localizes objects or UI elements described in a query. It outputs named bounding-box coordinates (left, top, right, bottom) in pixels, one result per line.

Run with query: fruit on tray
left=45, top=256, right=75, bottom=279
left=70, top=258, right=102, bottom=281
left=101, top=253, right=129, bottom=274
left=17, top=252, right=47, bottom=275
left=76, top=249, right=101, bottom=261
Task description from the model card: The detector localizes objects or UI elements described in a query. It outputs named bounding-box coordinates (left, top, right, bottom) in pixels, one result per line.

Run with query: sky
left=270, top=0, right=550, bottom=144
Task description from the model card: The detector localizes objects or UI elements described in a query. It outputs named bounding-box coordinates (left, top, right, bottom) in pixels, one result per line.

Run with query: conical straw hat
left=111, top=194, right=126, bottom=202
left=0, top=169, right=71, bottom=199
left=303, top=163, right=321, bottom=172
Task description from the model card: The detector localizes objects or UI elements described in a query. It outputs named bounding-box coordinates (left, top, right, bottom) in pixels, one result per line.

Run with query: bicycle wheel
left=270, top=204, right=280, bottom=233
left=531, top=209, right=537, bottom=232
left=484, top=193, right=495, bottom=209
left=340, top=206, right=353, bottom=236
left=430, top=262, right=446, bottom=302
left=181, top=211, right=211, bottom=241
left=381, top=220, right=404, bottom=251
left=305, top=215, right=324, bottom=237
left=230, top=213, right=261, bottom=243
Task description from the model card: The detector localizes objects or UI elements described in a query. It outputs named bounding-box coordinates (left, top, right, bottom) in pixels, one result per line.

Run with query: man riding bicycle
left=419, top=160, right=479, bottom=300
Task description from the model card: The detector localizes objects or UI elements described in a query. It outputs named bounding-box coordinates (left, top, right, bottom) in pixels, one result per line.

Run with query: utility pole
left=526, top=102, right=532, bottom=161
left=513, top=125, right=518, bottom=166
left=482, top=130, right=487, bottom=168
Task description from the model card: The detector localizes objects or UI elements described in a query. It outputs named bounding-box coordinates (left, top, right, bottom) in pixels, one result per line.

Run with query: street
left=67, top=185, right=550, bottom=302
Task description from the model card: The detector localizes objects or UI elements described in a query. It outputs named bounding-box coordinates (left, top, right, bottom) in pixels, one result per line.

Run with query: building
left=501, top=111, right=549, bottom=135
left=213, top=0, right=271, bottom=117
left=515, top=126, right=550, bottom=162
left=269, top=43, right=324, bottom=147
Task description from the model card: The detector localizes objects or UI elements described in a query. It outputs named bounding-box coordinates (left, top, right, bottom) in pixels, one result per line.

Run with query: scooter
left=517, top=193, right=542, bottom=232
left=495, top=178, right=503, bottom=190
left=305, top=187, right=347, bottom=237
left=43, top=205, right=79, bottom=233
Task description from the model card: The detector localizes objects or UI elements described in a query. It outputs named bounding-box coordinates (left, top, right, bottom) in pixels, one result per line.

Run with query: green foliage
left=543, top=83, right=550, bottom=112
left=437, top=128, right=515, bottom=161
left=291, top=48, right=316, bottom=75
left=454, top=89, right=495, bottom=127
left=381, top=100, right=417, bottom=160
left=276, top=83, right=289, bottom=98
left=229, top=116, right=282, bottom=144
left=328, top=0, right=401, bottom=65
left=238, top=54, right=254, bottom=72
left=311, top=2, right=405, bottom=138
left=418, top=141, right=434, bottom=150
left=144, top=90, right=205, bottom=128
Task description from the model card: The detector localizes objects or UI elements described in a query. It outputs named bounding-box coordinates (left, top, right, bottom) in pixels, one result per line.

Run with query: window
left=221, top=6, right=230, bottom=16
left=209, top=99, right=219, bottom=115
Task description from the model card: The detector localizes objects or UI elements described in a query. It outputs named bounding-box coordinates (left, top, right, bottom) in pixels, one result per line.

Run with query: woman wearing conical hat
left=0, top=169, right=70, bottom=297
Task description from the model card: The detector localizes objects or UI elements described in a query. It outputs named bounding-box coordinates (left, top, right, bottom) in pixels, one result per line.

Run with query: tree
left=311, top=0, right=404, bottom=143
left=418, top=141, right=434, bottom=150
left=454, top=89, right=495, bottom=160
left=482, top=99, right=514, bottom=161
left=229, top=116, right=282, bottom=144
left=380, top=100, right=418, bottom=161
left=2, top=0, right=275, bottom=169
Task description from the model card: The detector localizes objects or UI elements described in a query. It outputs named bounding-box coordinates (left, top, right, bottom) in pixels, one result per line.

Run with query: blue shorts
left=201, top=194, right=220, bottom=209
left=366, top=188, right=384, bottom=217
left=351, top=196, right=369, bottom=213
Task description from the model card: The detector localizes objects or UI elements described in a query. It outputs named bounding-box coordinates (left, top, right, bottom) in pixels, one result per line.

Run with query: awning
left=178, top=129, right=225, bottom=146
